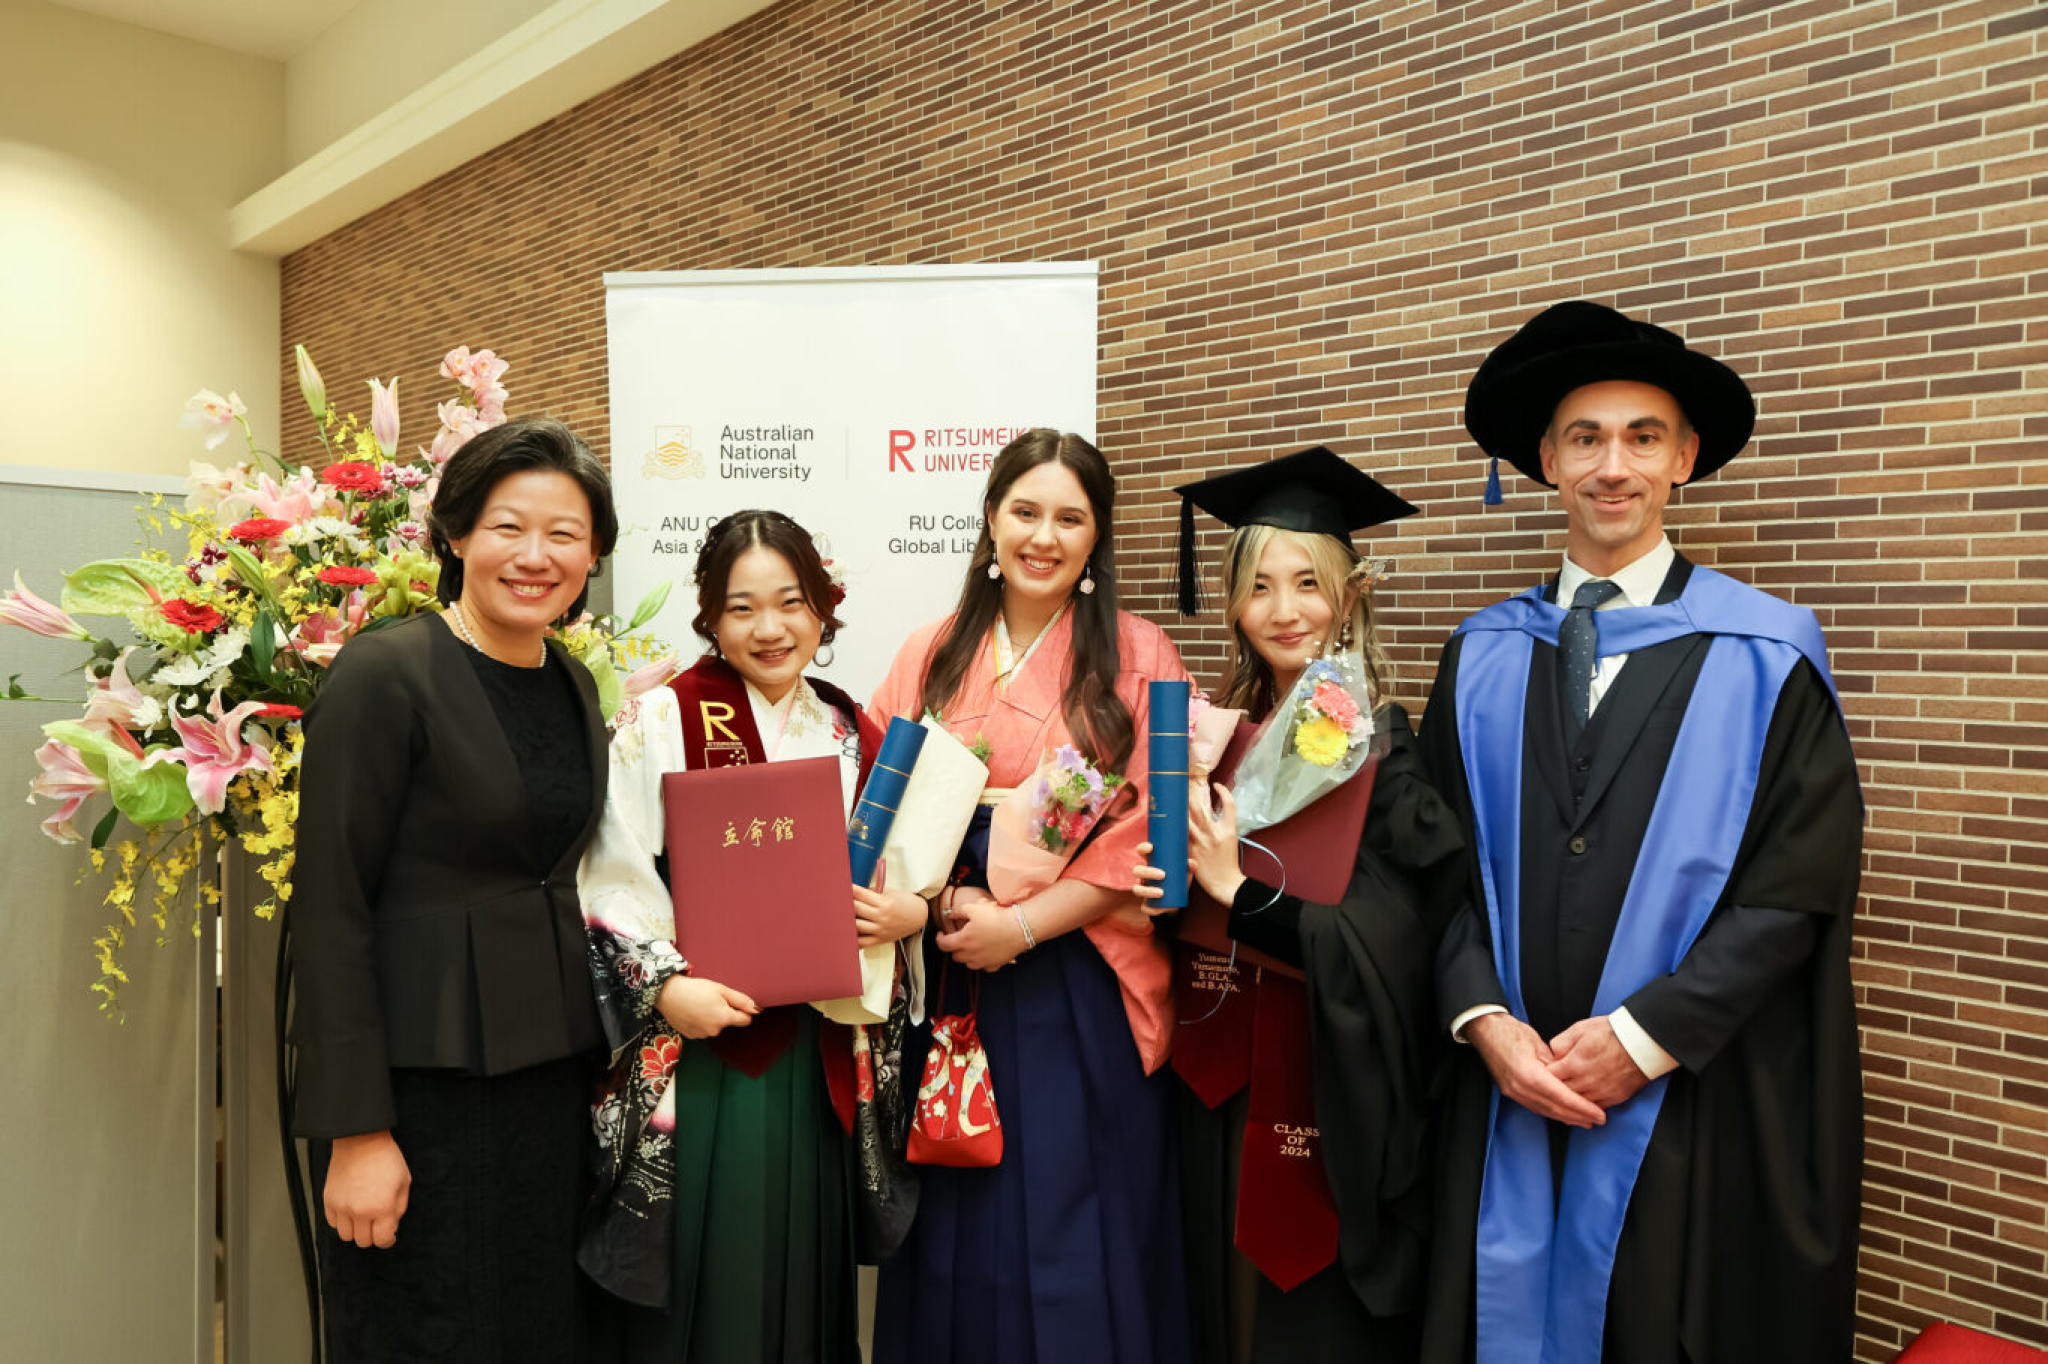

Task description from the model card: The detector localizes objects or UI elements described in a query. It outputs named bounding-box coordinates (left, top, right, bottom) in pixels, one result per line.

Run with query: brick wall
left=281, top=0, right=2048, bottom=1353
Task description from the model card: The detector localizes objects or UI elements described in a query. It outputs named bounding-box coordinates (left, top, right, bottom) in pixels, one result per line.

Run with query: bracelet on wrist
left=1013, top=903, right=1038, bottom=951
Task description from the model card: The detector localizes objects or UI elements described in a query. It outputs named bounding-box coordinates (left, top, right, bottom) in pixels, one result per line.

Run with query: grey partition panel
left=0, top=479, right=208, bottom=1362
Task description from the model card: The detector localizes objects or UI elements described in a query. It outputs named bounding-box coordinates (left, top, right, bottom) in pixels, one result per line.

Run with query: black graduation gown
left=1416, top=565, right=1863, bottom=1364
left=1178, top=705, right=1464, bottom=1363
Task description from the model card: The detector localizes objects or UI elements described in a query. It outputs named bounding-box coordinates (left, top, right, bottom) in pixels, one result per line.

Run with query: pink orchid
left=289, top=592, right=370, bottom=667
left=428, top=400, right=489, bottom=464
left=82, top=649, right=160, bottom=742
left=440, top=346, right=509, bottom=395
left=230, top=467, right=327, bottom=524
left=368, top=377, right=401, bottom=456
left=624, top=655, right=685, bottom=700
left=29, top=739, right=108, bottom=843
left=145, top=690, right=274, bottom=816
left=0, top=572, right=92, bottom=640
left=178, top=389, right=247, bottom=451
left=472, top=381, right=508, bottom=422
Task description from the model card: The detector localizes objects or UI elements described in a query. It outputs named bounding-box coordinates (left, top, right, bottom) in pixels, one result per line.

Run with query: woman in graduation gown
left=578, top=509, right=927, bottom=1361
left=1137, top=446, right=1466, bottom=1362
left=869, top=428, right=1196, bottom=1364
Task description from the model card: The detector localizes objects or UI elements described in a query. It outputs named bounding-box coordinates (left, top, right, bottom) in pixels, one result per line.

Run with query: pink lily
left=30, top=738, right=109, bottom=843
left=145, top=690, right=274, bottom=816
left=289, top=591, right=370, bottom=667
left=368, top=377, right=401, bottom=456
left=624, top=655, right=685, bottom=700
left=0, top=572, right=92, bottom=640
left=230, top=467, right=327, bottom=524
left=83, top=649, right=161, bottom=743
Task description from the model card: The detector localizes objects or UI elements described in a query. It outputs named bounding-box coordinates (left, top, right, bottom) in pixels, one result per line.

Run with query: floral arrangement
left=4, top=345, right=669, bottom=1011
left=1024, top=743, right=1126, bottom=854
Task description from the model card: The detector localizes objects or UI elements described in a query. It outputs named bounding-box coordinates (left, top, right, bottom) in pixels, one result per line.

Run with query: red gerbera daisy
left=316, top=565, right=378, bottom=587
left=227, top=517, right=291, bottom=543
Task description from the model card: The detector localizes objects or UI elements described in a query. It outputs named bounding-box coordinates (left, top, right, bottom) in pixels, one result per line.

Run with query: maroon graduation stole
left=1235, top=971, right=1339, bottom=1290
left=666, top=655, right=876, bottom=1133
left=1168, top=725, right=1375, bottom=1291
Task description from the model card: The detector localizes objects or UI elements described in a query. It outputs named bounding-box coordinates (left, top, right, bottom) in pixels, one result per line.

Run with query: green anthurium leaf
left=41, top=721, right=116, bottom=780
left=626, top=580, right=673, bottom=633
left=61, top=559, right=186, bottom=616
left=90, top=806, right=120, bottom=850
left=105, top=749, right=197, bottom=826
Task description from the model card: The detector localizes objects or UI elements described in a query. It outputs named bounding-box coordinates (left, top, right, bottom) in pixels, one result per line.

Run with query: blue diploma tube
left=848, top=717, right=927, bottom=888
left=1147, top=680, right=1191, bottom=910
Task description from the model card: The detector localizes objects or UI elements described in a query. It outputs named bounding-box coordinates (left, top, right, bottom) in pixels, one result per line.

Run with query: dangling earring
left=986, top=560, right=1002, bottom=581
left=1077, top=563, right=1096, bottom=596
left=814, top=642, right=836, bottom=668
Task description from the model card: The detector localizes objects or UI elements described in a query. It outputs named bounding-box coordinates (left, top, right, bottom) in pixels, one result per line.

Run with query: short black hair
left=427, top=416, right=618, bottom=621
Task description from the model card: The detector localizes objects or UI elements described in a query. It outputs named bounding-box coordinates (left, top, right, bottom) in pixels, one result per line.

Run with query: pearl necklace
left=449, top=602, right=546, bottom=668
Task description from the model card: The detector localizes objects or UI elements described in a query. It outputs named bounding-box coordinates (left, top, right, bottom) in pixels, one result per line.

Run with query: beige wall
left=283, top=0, right=557, bottom=165
left=0, top=0, right=283, bottom=477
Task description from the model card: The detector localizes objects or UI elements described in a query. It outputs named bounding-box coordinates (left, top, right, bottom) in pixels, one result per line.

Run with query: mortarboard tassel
left=1177, top=495, right=1201, bottom=616
left=1483, top=454, right=1503, bottom=507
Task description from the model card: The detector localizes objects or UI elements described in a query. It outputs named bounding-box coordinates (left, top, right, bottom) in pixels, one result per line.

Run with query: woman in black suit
left=286, top=416, right=619, bottom=1363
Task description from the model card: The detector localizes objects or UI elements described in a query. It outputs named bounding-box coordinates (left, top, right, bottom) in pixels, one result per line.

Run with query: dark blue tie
left=1560, top=578, right=1623, bottom=745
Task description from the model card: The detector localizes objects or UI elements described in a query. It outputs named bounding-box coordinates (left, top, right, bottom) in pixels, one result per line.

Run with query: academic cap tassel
left=1483, top=454, right=1504, bottom=507
left=1177, top=496, right=1201, bottom=616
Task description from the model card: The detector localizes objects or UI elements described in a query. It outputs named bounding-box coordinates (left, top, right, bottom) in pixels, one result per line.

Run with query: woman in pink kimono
left=869, top=429, right=1194, bottom=1364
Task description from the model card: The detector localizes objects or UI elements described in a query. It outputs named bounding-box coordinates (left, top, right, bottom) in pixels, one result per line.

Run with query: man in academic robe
left=1417, top=301, right=1864, bottom=1364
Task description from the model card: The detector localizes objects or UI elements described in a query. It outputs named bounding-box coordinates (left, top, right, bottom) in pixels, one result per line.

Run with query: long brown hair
left=1217, top=524, right=1389, bottom=714
left=917, top=429, right=1133, bottom=770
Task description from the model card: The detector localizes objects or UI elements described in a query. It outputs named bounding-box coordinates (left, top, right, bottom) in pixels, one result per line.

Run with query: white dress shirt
left=1451, top=536, right=1681, bottom=1081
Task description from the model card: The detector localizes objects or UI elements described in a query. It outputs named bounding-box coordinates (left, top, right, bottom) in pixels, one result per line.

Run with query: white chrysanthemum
left=284, top=517, right=370, bottom=554
left=154, top=627, right=250, bottom=687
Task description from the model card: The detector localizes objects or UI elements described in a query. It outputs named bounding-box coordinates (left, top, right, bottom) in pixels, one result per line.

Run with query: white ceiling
left=38, top=0, right=359, bottom=61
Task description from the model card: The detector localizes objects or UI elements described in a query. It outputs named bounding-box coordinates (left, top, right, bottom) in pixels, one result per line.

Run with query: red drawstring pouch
left=906, top=989, right=1003, bottom=1167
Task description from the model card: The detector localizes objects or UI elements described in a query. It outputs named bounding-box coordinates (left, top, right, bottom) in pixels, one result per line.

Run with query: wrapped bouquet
left=986, top=744, right=1127, bottom=903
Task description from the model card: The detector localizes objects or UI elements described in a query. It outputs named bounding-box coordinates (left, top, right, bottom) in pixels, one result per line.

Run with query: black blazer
left=287, top=612, right=608, bottom=1138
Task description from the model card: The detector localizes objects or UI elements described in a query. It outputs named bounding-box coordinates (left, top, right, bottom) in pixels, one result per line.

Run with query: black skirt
left=309, top=1056, right=593, bottom=1364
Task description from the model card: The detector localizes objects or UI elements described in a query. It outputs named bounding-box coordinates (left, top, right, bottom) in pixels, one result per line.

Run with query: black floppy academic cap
left=1171, top=445, right=1418, bottom=616
left=1464, top=300, right=1755, bottom=492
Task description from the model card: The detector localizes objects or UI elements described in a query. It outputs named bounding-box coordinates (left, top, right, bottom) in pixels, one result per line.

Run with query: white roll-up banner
left=605, top=264, right=1099, bottom=700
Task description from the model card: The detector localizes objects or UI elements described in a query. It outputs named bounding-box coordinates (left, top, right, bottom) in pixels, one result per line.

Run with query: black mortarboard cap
left=1172, top=446, right=1418, bottom=616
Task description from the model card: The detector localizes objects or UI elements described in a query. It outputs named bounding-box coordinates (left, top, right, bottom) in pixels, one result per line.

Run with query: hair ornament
left=813, top=531, right=848, bottom=605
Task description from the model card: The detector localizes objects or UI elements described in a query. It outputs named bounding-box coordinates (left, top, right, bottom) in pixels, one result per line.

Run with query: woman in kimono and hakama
left=578, top=510, right=927, bottom=1361
left=1135, top=447, right=1467, bottom=1362
left=869, top=429, right=1196, bottom=1364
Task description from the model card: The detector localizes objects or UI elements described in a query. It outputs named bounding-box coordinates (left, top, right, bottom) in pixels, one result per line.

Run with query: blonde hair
left=1217, top=524, right=1389, bottom=713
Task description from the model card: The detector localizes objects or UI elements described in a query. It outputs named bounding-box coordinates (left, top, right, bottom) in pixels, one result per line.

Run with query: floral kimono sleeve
left=578, top=685, right=690, bottom=1060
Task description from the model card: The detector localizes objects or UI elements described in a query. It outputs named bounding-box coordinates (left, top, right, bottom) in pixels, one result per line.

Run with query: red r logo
left=888, top=430, right=915, bottom=472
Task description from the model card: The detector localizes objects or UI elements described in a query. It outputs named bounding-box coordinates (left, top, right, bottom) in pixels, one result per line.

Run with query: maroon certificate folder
left=1178, top=720, right=1377, bottom=979
left=663, top=755, right=862, bottom=1007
